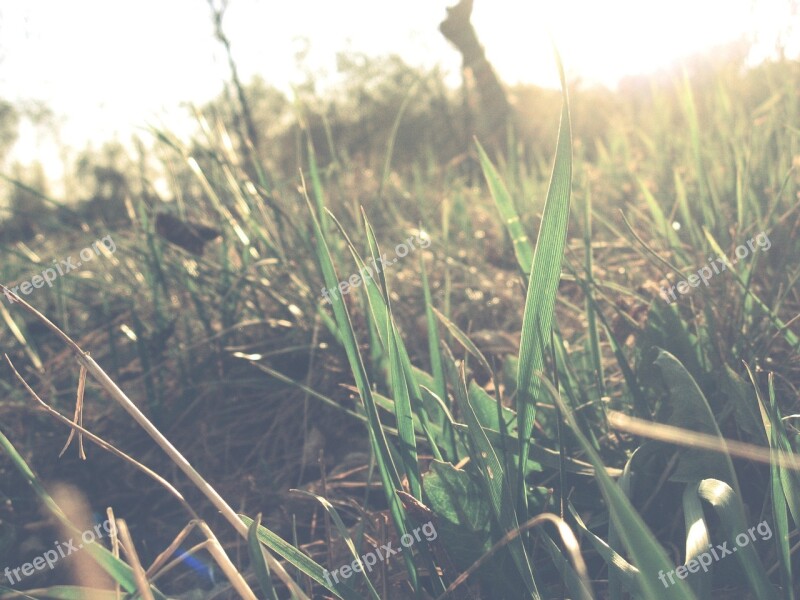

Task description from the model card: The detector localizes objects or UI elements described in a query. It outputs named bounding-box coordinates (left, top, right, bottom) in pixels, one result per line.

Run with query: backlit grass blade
left=539, top=530, right=594, bottom=600
left=703, top=227, right=798, bottom=347
left=747, top=365, right=800, bottom=527
left=766, top=373, right=796, bottom=600
left=516, top=52, right=573, bottom=509
left=569, top=502, right=641, bottom=597
left=420, top=253, right=447, bottom=416
left=387, top=322, right=423, bottom=498
left=432, top=306, right=493, bottom=376
left=328, top=209, right=438, bottom=474
left=476, top=140, right=533, bottom=274
left=304, top=195, right=421, bottom=590
left=680, top=484, right=712, bottom=598
left=652, top=349, right=741, bottom=498
left=582, top=184, right=605, bottom=398
left=748, top=365, right=799, bottom=599
left=359, top=213, right=441, bottom=466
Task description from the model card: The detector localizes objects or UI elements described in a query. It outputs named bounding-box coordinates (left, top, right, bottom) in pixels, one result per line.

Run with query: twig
left=116, top=519, right=155, bottom=600
left=59, top=364, right=87, bottom=459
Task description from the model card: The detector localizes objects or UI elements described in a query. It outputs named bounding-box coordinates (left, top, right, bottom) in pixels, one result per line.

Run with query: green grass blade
left=476, top=140, right=533, bottom=274
left=420, top=253, right=447, bottom=415
left=569, top=502, right=641, bottom=597
left=652, top=349, right=741, bottom=498
left=247, top=514, right=280, bottom=600
left=766, top=373, right=796, bottom=600
left=681, top=484, right=712, bottom=598
left=516, top=52, right=573, bottom=510
left=305, top=197, right=420, bottom=590
left=240, top=515, right=364, bottom=600
left=292, top=491, right=382, bottom=600
left=582, top=184, right=605, bottom=397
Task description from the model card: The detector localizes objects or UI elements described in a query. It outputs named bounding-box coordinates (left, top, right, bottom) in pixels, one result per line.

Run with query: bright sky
left=1, top=0, right=797, bottom=178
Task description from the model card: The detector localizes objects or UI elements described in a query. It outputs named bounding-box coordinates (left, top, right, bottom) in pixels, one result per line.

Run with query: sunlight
left=470, top=0, right=797, bottom=87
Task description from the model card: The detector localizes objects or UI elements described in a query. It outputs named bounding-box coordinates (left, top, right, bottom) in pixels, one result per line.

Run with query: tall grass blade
left=516, top=52, right=573, bottom=511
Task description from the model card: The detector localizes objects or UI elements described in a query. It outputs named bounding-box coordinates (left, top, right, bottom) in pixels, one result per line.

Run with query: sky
left=1, top=0, right=798, bottom=178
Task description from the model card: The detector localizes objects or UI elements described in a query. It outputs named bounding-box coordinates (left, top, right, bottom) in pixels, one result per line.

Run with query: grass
left=0, top=48, right=798, bottom=600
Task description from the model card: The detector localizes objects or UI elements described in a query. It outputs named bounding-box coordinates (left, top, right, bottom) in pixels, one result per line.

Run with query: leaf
left=422, top=461, right=492, bottom=569
left=515, top=53, right=573, bottom=508
left=691, top=479, right=780, bottom=600
left=451, top=366, right=540, bottom=596
left=304, top=194, right=420, bottom=589
left=247, top=514, right=280, bottom=600
left=476, top=141, right=533, bottom=274
left=652, top=350, right=739, bottom=490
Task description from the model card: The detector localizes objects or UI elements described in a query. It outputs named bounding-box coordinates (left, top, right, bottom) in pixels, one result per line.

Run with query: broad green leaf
left=421, top=461, right=492, bottom=570
left=692, top=479, right=780, bottom=600
left=652, top=350, right=740, bottom=492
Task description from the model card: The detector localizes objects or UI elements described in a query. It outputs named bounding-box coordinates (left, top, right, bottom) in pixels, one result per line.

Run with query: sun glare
left=1, top=0, right=797, bottom=179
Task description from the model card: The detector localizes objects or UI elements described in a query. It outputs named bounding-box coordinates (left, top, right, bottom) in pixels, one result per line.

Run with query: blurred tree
left=1, top=161, right=48, bottom=242
left=74, top=142, right=133, bottom=227
left=0, top=100, right=18, bottom=164
left=439, top=0, right=511, bottom=150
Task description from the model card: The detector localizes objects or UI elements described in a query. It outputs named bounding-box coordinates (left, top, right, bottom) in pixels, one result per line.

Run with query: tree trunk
left=439, top=0, right=511, bottom=149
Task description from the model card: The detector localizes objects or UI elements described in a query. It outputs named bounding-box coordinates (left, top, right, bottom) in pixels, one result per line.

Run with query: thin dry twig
left=608, top=411, right=800, bottom=471
left=59, top=364, right=87, bottom=459
left=145, top=520, right=199, bottom=578
left=106, top=507, right=121, bottom=600
left=116, top=519, right=155, bottom=600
